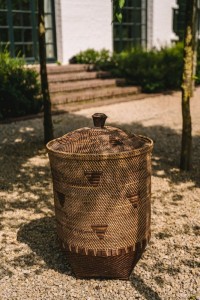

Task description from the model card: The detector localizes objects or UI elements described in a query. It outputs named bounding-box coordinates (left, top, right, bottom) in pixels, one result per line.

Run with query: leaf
left=116, top=12, right=122, bottom=23
left=119, top=0, right=125, bottom=9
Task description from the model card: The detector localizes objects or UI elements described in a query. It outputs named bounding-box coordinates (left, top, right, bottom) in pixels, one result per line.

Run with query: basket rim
left=46, top=135, right=153, bottom=160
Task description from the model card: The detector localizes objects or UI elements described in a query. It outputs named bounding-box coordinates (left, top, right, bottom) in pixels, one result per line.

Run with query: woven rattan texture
left=61, top=236, right=148, bottom=279
left=48, top=148, right=152, bottom=255
left=47, top=126, right=146, bottom=154
left=47, top=125, right=153, bottom=278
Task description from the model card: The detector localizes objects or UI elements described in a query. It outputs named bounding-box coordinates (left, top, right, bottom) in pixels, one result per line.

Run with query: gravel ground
left=0, top=89, right=200, bottom=300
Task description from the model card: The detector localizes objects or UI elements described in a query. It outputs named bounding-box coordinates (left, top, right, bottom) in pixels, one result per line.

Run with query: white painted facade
left=54, top=0, right=179, bottom=64
left=55, top=0, right=112, bottom=64
left=151, top=0, right=179, bottom=48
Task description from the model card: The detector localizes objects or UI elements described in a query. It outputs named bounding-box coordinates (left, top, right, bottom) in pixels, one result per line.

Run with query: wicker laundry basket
left=46, top=113, right=153, bottom=279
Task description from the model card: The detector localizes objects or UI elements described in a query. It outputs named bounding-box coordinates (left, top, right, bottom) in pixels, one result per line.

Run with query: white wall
left=58, top=0, right=113, bottom=64
left=55, top=0, right=180, bottom=62
left=55, top=0, right=63, bottom=63
left=152, top=0, right=178, bottom=48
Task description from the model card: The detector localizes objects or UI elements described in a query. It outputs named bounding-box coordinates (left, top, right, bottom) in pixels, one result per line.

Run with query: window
left=173, top=0, right=187, bottom=41
left=0, top=0, right=57, bottom=62
left=113, top=0, right=147, bottom=52
left=173, top=0, right=200, bottom=41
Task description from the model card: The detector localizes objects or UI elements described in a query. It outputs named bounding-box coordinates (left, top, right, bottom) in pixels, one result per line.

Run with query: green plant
left=71, top=48, right=113, bottom=69
left=75, top=48, right=99, bottom=64
left=111, top=44, right=184, bottom=93
left=0, top=49, right=42, bottom=120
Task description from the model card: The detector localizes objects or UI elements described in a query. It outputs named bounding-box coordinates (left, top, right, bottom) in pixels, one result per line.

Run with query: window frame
left=0, top=0, right=57, bottom=63
left=113, top=0, right=147, bottom=52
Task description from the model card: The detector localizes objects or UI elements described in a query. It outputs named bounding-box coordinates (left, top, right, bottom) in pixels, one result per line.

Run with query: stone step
left=51, top=86, right=140, bottom=105
left=31, top=64, right=141, bottom=109
left=48, top=70, right=111, bottom=83
left=49, top=78, right=125, bottom=93
left=46, top=64, right=90, bottom=74
left=52, top=93, right=150, bottom=113
left=30, top=64, right=91, bottom=74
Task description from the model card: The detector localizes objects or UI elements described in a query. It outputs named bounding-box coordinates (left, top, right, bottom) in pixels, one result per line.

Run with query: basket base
left=62, top=242, right=147, bottom=279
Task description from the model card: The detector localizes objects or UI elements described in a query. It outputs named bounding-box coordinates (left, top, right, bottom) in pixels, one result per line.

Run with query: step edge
left=51, top=88, right=141, bottom=105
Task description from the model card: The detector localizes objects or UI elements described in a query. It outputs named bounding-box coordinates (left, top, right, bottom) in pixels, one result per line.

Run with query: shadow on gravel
left=130, top=274, right=162, bottom=300
left=0, top=114, right=92, bottom=219
left=0, top=133, right=54, bottom=217
left=17, top=216, right=71, bottom=275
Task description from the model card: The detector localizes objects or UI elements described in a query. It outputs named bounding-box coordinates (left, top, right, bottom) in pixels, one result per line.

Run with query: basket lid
left=47, top=113, right=150, bottom=154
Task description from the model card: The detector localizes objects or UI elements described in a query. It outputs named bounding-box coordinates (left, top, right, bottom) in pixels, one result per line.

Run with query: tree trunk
left=180, top=0, right=197, bottom=171
left=38, top=0, right=54, bottom=144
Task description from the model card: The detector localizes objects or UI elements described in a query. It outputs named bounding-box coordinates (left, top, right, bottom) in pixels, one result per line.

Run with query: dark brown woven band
left=58, top=232, right=151, bottom=257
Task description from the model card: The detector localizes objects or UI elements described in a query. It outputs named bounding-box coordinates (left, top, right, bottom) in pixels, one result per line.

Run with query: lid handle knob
left=92, top=113, right=107, bottom=128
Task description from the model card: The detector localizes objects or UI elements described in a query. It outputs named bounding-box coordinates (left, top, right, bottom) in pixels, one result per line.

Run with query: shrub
left=111, top=43, right=184, bottom=93
left=75, top=48, right=99, bottom=64
left=70, top=48, right=114, bottom=69
left=71, top=44, right=186, bottom=93
left=0, top=49, right=42, bottom=120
